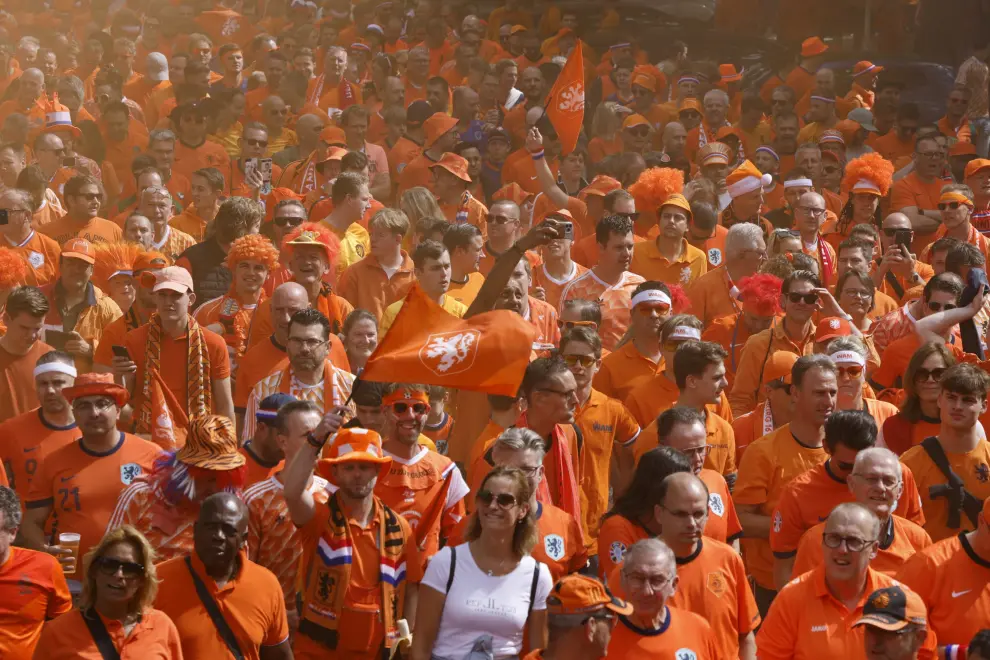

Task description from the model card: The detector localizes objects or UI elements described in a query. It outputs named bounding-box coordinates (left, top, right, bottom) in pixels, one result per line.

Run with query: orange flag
left=149, top=369, right=189, bottom=451
left=544, top=41, right=585, bottom=155
left=361, top=284, right=536, bottom=396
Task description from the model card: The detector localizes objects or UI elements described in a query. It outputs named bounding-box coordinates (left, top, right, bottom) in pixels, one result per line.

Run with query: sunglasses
left=915, top=367, right=946, bottom=382
left=881, top=228, right=910, bottom=237
left=245, top=138, right=269, bottom=147
left=822, top=166, right=840, bottom=175
left=274, top=216, right=305, bottom=227
left=626, top=126, right=650, bottom=137
left=787, top=292, right=818, bottom=304
left=662, top=339, right=688, bottom=352
left=835, top=365, right=864, bottom=379
left=927, top=301, right=957, bottom=312
left=95, top=556, right=145, bottom=578
left=557, top=319, right=598, bottom=331
left=392, top=401, right=429, bottom=415
left=476, top=489, right=518, bottom=508
left=182, top=115, right=206, bottom=124
left=563, top=354, right=596, bottom=368
left=938, top=202, right=966, bottom=211
left=488, top=214, right=517, bottom=225
left=615, top=211, right=640, bottom=221
left=635, top=303, right=670, bottom=316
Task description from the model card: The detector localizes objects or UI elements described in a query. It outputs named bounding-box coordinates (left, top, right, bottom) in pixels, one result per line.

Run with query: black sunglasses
left=914, top=367, right=946, bottom=382
left=245, top=138, right=269, bottom=147
left=882, top=228, right=910, bottom=237
left=787, top=292, right=818, bottom=304
left=392, top=401, right=428, bottom=415
left=95, top=556, right=145, bottom=578
left=616, top=211, right=640, bottom=221
left=626, top=126, right=650, bottom=137
left=274, top=216, right=305, bottom=227
left=476, top=489, right=517, bottom=508
left=938, top=202, right=965, bottom=211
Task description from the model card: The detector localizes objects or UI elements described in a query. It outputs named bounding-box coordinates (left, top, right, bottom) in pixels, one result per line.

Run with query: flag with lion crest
left=360, top=284, right=536, bottom=395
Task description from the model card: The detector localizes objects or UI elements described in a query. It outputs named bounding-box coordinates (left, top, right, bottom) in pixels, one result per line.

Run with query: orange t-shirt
left=633, top=410, right=737, bottom=481
left=0, top=342, right=54, bottom=425
left=337, top=253, right=416, bottom=322
left=24, top=433, right=163, bottom=573
left=169, top=205, right=210, bottom=242
left=7, top=230, right=61, bottom=286
left=607, top=607, right=720, bottom=659
left=446, top=272, right=485, bottom=307
left=593, top=341, right=662, bottom=403
left=793, top=515, right=932, bottom=577
left=756, top=565, right=938, bottom=659
left=732, top=423, right=828, bottom=589
left=870, top=130, right=916, bottom=164
left=0, top=546, right=72, bottom=660
left=33, top=607, right=181, bottom=659
left=524, top=296, right=560, bottom=348
left=898, top=532, right=990, bottom=646
left=171, top=139, right=230, bottom=185
left=686, top=265, right=741, bottom=327
left=701, top=313, right=755, bottom=389
left=38, top=216, right=122, bottom=245
left=0, top=408, right=78, bottom=505
left=154, top=550, right=289, bottom=659
left=396, top=152, right=439, bottom=196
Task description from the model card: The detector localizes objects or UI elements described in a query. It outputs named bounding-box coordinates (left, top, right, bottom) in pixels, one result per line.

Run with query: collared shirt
left=593, top=340, right=662, bottom=403
left=630, top=237, right=708, bottom=286
left=728, top=319, right=816, bottom=418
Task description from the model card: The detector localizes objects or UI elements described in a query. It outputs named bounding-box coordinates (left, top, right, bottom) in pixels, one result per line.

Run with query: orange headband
left=940, top=190, right=973, bottom=207
left=382, top=388, right=430, bottom=407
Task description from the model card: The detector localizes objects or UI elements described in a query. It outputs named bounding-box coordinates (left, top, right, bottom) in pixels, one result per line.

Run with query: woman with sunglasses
left=824, top=336, right=898, bottom=428
left=880, top=342, right=957, bottom=456
left=34, top=524, right=182, bottom=658
left=411, top=466, right=553, bottom=660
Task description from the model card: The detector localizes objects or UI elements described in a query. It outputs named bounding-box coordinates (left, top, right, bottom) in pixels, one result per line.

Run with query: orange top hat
left=429, top=152, right=472, bottom=182
left=547, top=574, right=634, bottom=617
left=719, top=63, right=742, bottom=83
left=726, top=160, right=772, bottom=199
left=63, top=372, right=129, bottom=407
left=174, top=415, right=246, bottom=471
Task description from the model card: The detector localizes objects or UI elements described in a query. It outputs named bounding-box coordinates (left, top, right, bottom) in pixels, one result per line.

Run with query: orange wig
left=91, top=242, right=144, bottom=290
left=737, top=274, right=783, bottom=316
left=226, top=234, right=281, bottom=271
left=0, top=247, right=29, bottom=289
left=282, top=222, right=342, bottom=267
left=842, top=153, right=894, bottom=197
left=628, top=167, right=685, bottom=213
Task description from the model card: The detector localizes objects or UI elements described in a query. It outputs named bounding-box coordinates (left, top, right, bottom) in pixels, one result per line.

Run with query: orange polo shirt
left=630, top=237, right=708, bottom=286
left=732, top=423, right=829, bottom=590
left=898, top=532, right=990, bottom=646
left=756, top=565, right=938, bottom=659
left=633, top=412, right=738, bottom=482
left=686, top=266, right=741, bottom=326
left=0, top=546, right=72, bottom=660
left=592, top=341, right=662, bottom=403
left=446, top=271, right=485, bottom=307
left=337, top=252, right=416, bottom=322
left=794, top=515, right=933, bottom=578
left=607, top=607, right=720, bottom=659
left=38, top=215, right=122, bottom=245
left=624, top=371, right=734, bottom=427
left=728, top=320, right=816, bottom=418
left=33, top=607, right=182, bottom=659
left=732, top=401, right=779, bottom=463
left=0, top=407, right=78, bottom=505
left=155, top=551, right=289, bottom=659
left=6, top=230, right=60, bottom=286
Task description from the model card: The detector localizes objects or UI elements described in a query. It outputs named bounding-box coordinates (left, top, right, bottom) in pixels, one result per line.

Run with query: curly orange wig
left=629, top=167, right=685, bottom=213
left=737, top=274, right=783, bottom=316
left=668, top=284, right=691, bottom=313
left=226, top=234, right=280, bottom=271
left=0, top=247, right=29, bottom=289
left=842, top=152, right=894, bottom=197
left=282, top=222, right=342, bottom=266
left=91, top=242, right=144, bottom=290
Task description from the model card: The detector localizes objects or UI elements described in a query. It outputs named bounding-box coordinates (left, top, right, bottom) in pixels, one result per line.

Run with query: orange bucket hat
left=429, top=152, right=472, bottom=182
left=174, top=415, right=246, bottom=471
left=801, top=36, right=829, bottom=58
left=63, top=372, right=129, bottom=407
left=424, top=114, right=459, bottom=147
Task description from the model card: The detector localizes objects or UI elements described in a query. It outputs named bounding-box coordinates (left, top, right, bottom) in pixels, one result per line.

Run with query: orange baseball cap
left=424, top=113, right=459, bottom=147
left=678, top=98, right=702, bottom=114
left=319, top=126, right=346, bottom=145
left=853, top=585, right=927, bottom=632
left=801, top=36, right=829, bottom=58
left=965, top=158, right=990, bottom=179
left=546, top=574, right=633, bottom=617
left=579, top=174, right=622, bottom=199
left=320, top=146, right=348, bottom=163
left=430, top=152, right=471, bottom=182
left=852, top=61, right=883, bottom=78
left=622, top=114, right=650, bottom=130
left=763, top=351, right=798, bottom=385
left=61, top=237, right=96, bottom=264
left=631, top=73, right=656, bottom=92
left=815, top=316, right=854, bottom=343
left=510, top=24, right=527, bottom=35
left=132, top=251, right=170, bottom=273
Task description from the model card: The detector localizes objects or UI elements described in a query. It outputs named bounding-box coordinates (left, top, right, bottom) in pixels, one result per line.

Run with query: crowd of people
left=0, top=0, right=990, bottom=658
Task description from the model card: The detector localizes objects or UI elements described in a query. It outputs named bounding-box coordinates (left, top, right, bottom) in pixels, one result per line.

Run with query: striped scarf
left=298, top=493, right=406, bottom=650
left=137, top=313, right=212, bottom=436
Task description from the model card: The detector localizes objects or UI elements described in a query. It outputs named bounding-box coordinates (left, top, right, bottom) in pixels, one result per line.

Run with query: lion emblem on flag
left=419, top=330, right=480, bottom=375
left=557, top=82, right=584, bottom=114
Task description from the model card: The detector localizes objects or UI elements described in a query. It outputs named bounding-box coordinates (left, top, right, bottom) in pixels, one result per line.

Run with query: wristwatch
left=306, top=430, right=330, bottom=450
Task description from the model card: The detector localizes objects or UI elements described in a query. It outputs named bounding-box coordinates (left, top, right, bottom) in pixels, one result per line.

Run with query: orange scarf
left=518, top=413, right=583, bottom=534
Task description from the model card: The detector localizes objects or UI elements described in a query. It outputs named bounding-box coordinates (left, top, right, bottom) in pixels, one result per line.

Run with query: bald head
left=660, top=471, right=709, bottom=504
left=296, top=113, right=325, bottom=134
left=623, top=538, right=675, bottom=573
left=852, top=447, right=902, bottom=480
left=20, top=68, right=43, bottom=85
left=881, top=212, right=912, bottom=231
left=825, top=502, right=880, bottom=538
left=663, top=121, right=687, bottom=141
left=273, top=281, right=309, bottom=307
left=798, top=191, right=825, bottom=209
left=200, top=491, right=247, bottom=520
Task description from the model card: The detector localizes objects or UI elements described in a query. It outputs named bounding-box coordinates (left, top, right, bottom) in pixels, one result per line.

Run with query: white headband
left=109, top=269, right=134, bottom=279
left=728, top=173, right=773, bottom=199
left=631, top=289, right=672, bottom=308
left=784, top=178, right=814, bottom=188
left=668, top=326, right=702, bottom=341
left=852, top=179, right=880, bottom=192
left=34, top=362, right=78, bottom=378
left=831, top=350, right=866, bottom=367
left=810, top=95, right=835, bottom=103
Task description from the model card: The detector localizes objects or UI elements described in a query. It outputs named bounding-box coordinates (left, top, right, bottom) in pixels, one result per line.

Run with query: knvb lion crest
left=419, top=330, right=480, bottom=375
left=556, top=82, right=584, bottom=114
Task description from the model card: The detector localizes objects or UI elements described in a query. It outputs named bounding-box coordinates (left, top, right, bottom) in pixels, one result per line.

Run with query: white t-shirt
left=422, top=543, right=552, bottom=659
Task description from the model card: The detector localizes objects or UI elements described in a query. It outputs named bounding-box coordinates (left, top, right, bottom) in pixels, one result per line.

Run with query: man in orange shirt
left=444, top=223, right=485, bottom=306
left=734, top=354, right=837, bottom=613
left=432, top=152, right=489, bottom=229
left=38, top=175, right=122, bottom=246
left=0, top=286, right=54, bottom=424
left=607, top=538, right=720, bottom=658
left=171, top=167, right=223, bottom=241
left=654, top=472, right=760, bottom=658
left=870, top=103, right=921, bottom=164
left=239, top=393, right=293, bottom=487
left=0, top=69, right=47, bottom=130
left=923, top=185, right=990, bottom=266
left=630, top=193, right=708, bottom=286
left=873, top=213, right=933, bottom=304
left=623, top=317, right=704, bottom=427
left=338, top=208, right=414, bottom=322
left=170, top=101, right=229, bottom=185
left=687, top=222, right=766, bottom=326
left=901, top=364, right=990, bottom=542
left=757, top=503, right=937, bottom=659
left=898, top=495, right=990, bottom=651
left=0, top=188, right=61, bottom=286
left=20, top=373, right=163, bottom=581
left=0, top=485, right=72, bottom=660
left=153, top=492, right=292, bottom=659
left=890, top=134, right=948, bottom=251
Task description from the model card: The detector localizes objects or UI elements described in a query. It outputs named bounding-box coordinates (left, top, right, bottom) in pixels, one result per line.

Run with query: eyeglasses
left=927, top=301, right=956, bottom=312
left=476, top=489, right=517, bottom=508
left=626, top=126, right=650, bottom=137
left=822, top=532, right=875, bottom=552
left=244, top=138, right=269, bottom=147
left=917, top=151, right=942, bottom=159
left=914, top=367, right=946, bottom=382
left=773, top=229, right=801, bottom=238
left=771, top=99, right=789, bottom=106
left=938, top=202, right=966, bottom=211
left=488, top=214, right=517, bottom=225
left=622, top=571, right=672, bottom=590
left=392, top=401, right=429, bottom=415
left=635, top=303, right=670, bottom=316
left=286, top=337, right=327, bottom=349
left=615, top=211, right=640, bottom=221
left=562, top=354, right=597, bottom=368
left=274, top=216, right=305, bottom=227
left=557, top=320, right=598, bottom=331
left=516, top=464, right=541, bottom=477
left=787, top=292, right=818, bottom=304
left=72, top=398, right=116, bottom=413
left=95, top=556, right=145, bottom=578
left=841, top=289, right=872, bottom=300
left=798, top=206, right=826, bottom=217
left=835, top=365, right=864, bottom=379
left=678, top=444, right=711, bottom=459
left=852, top=473, right=901, bottom=489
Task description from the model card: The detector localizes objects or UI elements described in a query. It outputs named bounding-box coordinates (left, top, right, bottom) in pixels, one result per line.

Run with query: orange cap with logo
left=61, top=237, right=96, bottom=264
left=547, top=574, right=633, bottom=617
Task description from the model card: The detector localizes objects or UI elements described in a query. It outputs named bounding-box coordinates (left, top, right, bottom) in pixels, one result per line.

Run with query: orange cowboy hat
left=430, top=152, right=471, bottom=182
left=316, top=427, right=392, bottom=482
left=424, top=114, right=459, bottom=148
left=41, top=110, right=81, bottom=139
left=174, top=415, right=246, bottom=471
left=801, top=36, right=829, bottom=58
left=63, top=372, right=129, bottom=407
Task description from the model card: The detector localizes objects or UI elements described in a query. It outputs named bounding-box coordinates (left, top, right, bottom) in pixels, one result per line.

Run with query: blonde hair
left=79, top=525, right=160, bottom=615
left=465, top=466, right=538, bottom=557
left=591, top=102, right=624, bottom=139
left=369, top=207, right=411, bottom=236
left=399, top=187, right=443, bottom=229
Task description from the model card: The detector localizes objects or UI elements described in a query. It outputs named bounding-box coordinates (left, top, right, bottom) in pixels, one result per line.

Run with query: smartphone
left=893, top=229, right=912, bottom=249
left=44, top=329, right=71, bottom=351
left=258, top=157, right=273, bottom=195
left=0, top=209, right=7, bottom=225
left=561, top=222, right=574, bottom=240
left=111, top=345, right=131, bottom=359
left=244, top=157, right=258, bottom=178
left=62, top=156, right=76, bottom=168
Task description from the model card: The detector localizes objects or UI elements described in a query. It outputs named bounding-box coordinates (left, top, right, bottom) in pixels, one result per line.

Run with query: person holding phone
left=874, top=212, right=932, bottom=304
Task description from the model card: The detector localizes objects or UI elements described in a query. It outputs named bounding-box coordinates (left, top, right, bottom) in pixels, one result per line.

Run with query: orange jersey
left=154, top=550, right=289, bottom=659
left=38, top=216, right=122, bottom=246
left=629, top=238, right=709, bottom=287
left=532, top=262, right=587, bottom=310
left=422, top=412, right=454, bottom=455
left=607, top=607, right=720, bottom=659
left=33, top=607, right=182, bottom=659
left=375, top=446, right=470, bottom=557
left=686, top=266, right=742, bottom=327
left=732, top=423, right=828, bottom=589
left=592, top=341, right=662, bottom=403
left=6, top=230, right=61, bottom=285
left=104, top=479, right=200, bottom=564
left=687, top=224, right=729, bottom=270
left=240, top=441, right=283, bottom=488
left=244, top=474, right=330, bottom=616
left=337, top=253, right=416, bottom=323
left=25, top=433, right=163, bottom=573
left=560, top=270, right=645, bottom=352
left=0, top=546, right=72, bottom=660
left=757, top=565, right=937, bottom=659
left=0, top=408, right=78, bottom=505
left=728, top=321, right=816, bottom=418
left=900, top=438, right=990, bottom=542
left=0, top=341, right=52, bottom=424
left=446, top=271, right=485, bottom=307
left=633, top=409, right=737, bottom=481
left=898, top=532, right=990, bottom=646
left=793, top=515, right=933, bottom=577
left=524, top=296, right=561, bottom=349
